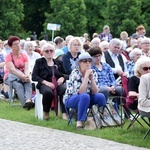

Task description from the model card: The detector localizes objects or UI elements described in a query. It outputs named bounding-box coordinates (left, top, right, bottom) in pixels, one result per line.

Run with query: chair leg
left=127, top=113, right=144, bottom=129
left=143, top=128, right=150, bottom=139
left=65, top=107, right=75, bottom=125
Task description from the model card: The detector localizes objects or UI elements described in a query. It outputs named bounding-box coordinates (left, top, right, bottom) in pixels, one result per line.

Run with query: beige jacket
left=138, top=73, right=150, bottom=112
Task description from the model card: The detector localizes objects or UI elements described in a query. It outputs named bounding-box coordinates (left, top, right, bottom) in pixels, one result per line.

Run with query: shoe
left=43, top=112, right=50, bottom=120
left=62, top=113, right=68, bottom=120
left=23, top=101, right=35, bottom=110
left=1, top=91, right=9, bottom=99
left=76, top=126, right=84, bottom=130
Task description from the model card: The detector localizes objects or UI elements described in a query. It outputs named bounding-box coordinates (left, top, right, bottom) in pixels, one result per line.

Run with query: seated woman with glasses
left=62, top=37, right=81, bottom=75
left=63, top=52, right=106, bottom=129
left=128, top=56, right=150, bottom=110
left=138, top=72, right=150, bottom=118
left=88, top=46, right=124, bottom=113
left=32, top=43, right=68, bottom=120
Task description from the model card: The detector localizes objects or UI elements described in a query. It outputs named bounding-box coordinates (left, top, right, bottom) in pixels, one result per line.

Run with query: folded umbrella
left=52, top=65, right=58, bottom=116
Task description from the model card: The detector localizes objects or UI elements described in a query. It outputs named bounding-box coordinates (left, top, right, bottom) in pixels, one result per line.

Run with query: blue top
left=127, top=60, right=134, bottom=77
left=61, top=46, right=68, bottom=54
left=62, top=51, right=80, bottom=75
left=92, top=62, right=117, bottom=88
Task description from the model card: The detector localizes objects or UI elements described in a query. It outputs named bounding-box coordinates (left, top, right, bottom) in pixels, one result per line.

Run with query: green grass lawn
left=0, top=100, right=149, bottom=149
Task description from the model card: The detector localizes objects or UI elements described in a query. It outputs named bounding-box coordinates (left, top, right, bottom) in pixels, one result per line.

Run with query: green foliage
left=105, top=0, right=146, bottom=37
left=0, top=0, right=24, bottom=39
left=0, top=0, right=149, bottom=40
left=84, top=0, right=107, bottom=39
left=141, top=0, right=150, bottom=36
left=0, top=101, right=150, bottom=149
left=44, top=0, right=87, bottom=39
left=21, top=0, right=50, bottom=39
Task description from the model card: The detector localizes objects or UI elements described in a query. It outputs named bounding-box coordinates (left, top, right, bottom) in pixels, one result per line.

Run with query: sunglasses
left=81, top=59, right=92, bottom=63
left=44, top=49, right=54, bottom=53
left=142, top=67, right=150, bottom=71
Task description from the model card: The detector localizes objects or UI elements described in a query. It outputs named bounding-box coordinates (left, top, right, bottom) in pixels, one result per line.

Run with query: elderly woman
left=88, top=46, right=125, bottom=113
left=24, top=41, right=41, bottom=73
left=140, top=38, right=150, bottom=57
left=128, top=56, right=150, bottom=110
left=32, top=43, right=68, bottom=120
left=138, top=73, right=150, bottom=118
left=62, top=37, right=81, bottom=75
left=127, top=48, right=142, bottom=77
left=4, top=36, right=34, bottom=109
left=63, top=52, right=106, bottom=129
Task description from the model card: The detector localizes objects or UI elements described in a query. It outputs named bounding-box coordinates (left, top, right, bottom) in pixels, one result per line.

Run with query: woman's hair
left=88, top=46, right=102, bottom=56
left=41, top=43, right=55, bottom=51
left=24, top=41, right=34, bottom=51
left=54, top=37, right=64, bottom=45
left=8, top=36, right=20, bottom=47
left=136, top=25, right=145, bottom=31
left=134, top=56, right=150, bottom=77
left=68, top=37, right=82, bottom=52
left=99, top=41, right=109, bottom=49
left=120, top=31, right=128, bottom=38
left=129, top=48, right=142, bottom=60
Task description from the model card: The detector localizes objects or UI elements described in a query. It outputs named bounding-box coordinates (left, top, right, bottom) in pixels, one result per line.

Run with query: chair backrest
left=121, top=76, right=128, bottom=97
left=121, top=76, right=137, bottom=107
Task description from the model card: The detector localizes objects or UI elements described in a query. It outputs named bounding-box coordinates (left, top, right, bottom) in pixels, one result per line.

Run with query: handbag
left=91, top=102, right=123, bottom=129
left=8, top=69, right=25, bottom=83
left=8, top=53, right=25, bottom=83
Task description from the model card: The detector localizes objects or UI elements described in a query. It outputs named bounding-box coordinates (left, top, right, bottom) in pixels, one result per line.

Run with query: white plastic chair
left=34, top=82, right=43, bottom=120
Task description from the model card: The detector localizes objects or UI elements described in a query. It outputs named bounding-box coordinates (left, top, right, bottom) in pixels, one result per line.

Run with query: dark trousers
left=39, top=83, right=66, bottom=113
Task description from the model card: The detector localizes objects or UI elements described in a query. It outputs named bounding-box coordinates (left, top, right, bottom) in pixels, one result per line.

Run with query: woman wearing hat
left=63, top=52, right=106, bottom=129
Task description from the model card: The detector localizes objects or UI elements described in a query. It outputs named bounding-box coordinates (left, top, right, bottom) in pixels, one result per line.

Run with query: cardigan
left=32, top=57, right=68, bottom=89
left=138, top=73, right=150, bottom=112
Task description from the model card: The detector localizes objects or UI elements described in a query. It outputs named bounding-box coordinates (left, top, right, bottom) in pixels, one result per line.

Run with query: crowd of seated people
left=1, top=24, right=150, bottom=129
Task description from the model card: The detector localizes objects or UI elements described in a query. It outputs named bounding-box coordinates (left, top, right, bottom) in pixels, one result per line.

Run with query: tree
left=0, top=0, right=24, bottom=40
left=44, top=0, right=87, bottom=39
left=21, top=0, right=50, bottom=39
left=141, top=0, right=150, bottom=36
left=105, top=0, right=146, bottom=38
left=84, top=0, right=107, bottom=39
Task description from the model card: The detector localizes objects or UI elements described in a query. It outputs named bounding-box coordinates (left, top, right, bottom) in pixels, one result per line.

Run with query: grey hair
left=24, top=41, right=34, bottom=51
left=109, top=38, right=122, bottom=47
left=41, top=43, right=55, bottom=51
left=140, top=37, right=150, bottom=46
left=134, top=56, right=150, bottom=77
left=91, top=37, right=100, bottom=44
left=68, top=37, right=82, bottom=52
left=129, top=48, right=142, bottom=60
left=99, top=41, right=109, bottom=49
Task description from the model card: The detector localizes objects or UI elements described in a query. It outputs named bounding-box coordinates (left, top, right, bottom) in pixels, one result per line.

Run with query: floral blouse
left=63, top=68, right=98, bottom=103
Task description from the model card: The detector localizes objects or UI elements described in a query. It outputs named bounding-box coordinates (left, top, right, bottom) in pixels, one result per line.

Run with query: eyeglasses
left=104, top=47, right=109, bottom=50
left=93, top=54, right=101, bottom=58
left=114, top=46, right=120, bottom=49
left=12, top=43, right=20, bottom=46
left=142, top=43, right=150, bottom=45
left=80, top=59, right=92, bottom=63
left=44, top=49, right=54, bottom=53
left=142, top=67, right=150, bottom=71
left=72, top=44, right=80, bottom=47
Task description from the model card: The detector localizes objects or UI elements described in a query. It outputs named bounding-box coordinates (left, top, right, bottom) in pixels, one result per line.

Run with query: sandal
left=76, top=126, right=84, bottom=130
left=23, top=101, right=35, bottom=110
